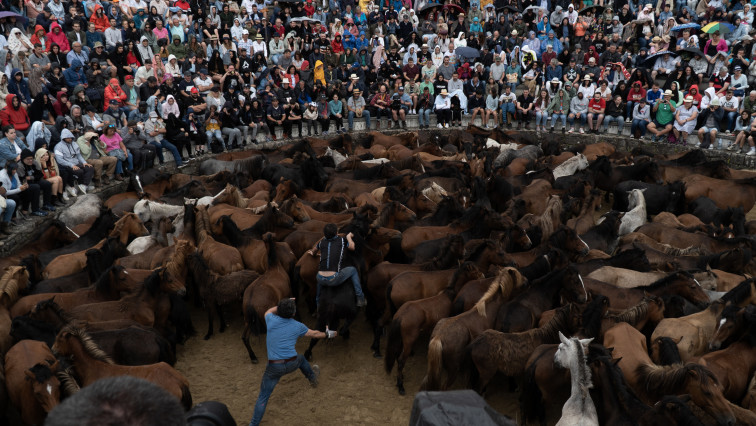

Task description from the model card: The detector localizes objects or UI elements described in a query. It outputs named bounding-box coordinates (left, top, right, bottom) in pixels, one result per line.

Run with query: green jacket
left=547, top=89, right=571, bottom=114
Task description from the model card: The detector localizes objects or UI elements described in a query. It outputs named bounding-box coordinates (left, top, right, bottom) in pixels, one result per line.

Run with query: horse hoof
left=398, top=388, right=406, bottom=396
left=203, top=335, right=211, bottom=341
left=251, top=358, right=259, bottom=364
left=373, top=352, right=382, bottom=359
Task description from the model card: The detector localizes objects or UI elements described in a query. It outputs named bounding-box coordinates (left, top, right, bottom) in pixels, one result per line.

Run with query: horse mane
left=536, top=304, right=579, bottom=342
left=34, top=298, right=73, bottom=324
left=610, top=298, right=658, bottom=326
left=641, top=271, right=694, bottom=291
left=425, top=234, right=464, bottom=271
left=59, top=324, right=114, bottom=364
left=140, top=268, right=163, bottom=297
left=654, top=337, right=683, bottom=366
left=164, top=239, right=194, bottom=281
left=28, top=363, right=56, bottom=383
left=465, top=239, right=496, bottom=262
left=94, top=265, right=121, bottom=295
left=108, top=213, right=134, bottom=237
left=0, top=266, right=25, bottom=306
left=571, top=335, right=593, bottom=397
left=233, top=155, right=267, bottom=176
left=264, top=233, right=278, bottom=268
left=580, top=295, right=609, bottom=339
left=474, top=267, right=518, bottom=317
left=55, top=358, right=81, bottom=396
left=220, top=185, right=246, bottom=208
left=721, top=278, right=755, bottom=305
left=637, top=363, right=718, bottom=396
left=372, top=201, right=398, bottom=228
left=591, top=350, right=647, bottom=414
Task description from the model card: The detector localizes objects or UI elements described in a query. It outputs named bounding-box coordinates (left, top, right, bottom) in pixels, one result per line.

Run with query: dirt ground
left=175, top=306, right=521, bottom=426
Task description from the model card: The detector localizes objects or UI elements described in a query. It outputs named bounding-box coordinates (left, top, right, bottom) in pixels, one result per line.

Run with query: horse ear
left=24, top=369, right=35, bottom=381
left=558, top=331, right=569, bottom=345
left=579, top=338, right=593, bottom=350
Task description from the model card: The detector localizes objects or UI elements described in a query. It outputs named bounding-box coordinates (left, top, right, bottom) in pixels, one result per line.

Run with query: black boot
left=0, top=222, right=10, bottom=236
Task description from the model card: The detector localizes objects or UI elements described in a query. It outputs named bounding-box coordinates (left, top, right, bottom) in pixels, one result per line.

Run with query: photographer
left=390, top=86, right=411, bottom=129
left=647, top=90, right=676, bottom=143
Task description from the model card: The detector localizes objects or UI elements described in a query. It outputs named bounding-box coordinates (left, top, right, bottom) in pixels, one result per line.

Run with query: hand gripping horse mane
left=554, top=332, right=598, bottom=426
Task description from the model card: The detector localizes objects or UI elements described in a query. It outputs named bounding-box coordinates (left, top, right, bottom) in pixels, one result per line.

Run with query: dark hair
left=323, top=223, right=338, bottom=239
left=277, top=298, right=296, bottom=319
left=45, top=376, right=185, bottom=426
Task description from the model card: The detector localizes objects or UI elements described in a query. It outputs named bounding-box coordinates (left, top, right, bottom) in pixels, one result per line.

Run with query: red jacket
left=103, top=79, right=128, bottom=107
left=0, top=94, right=30, bottom=132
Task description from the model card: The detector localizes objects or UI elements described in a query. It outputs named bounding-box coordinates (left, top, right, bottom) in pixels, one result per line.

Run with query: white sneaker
left=748, top=148, right=756, bottom=156
left=66, top=187, right=77, bottom=197
left=579, top=128, right=584, bottom=134
left=77, top=184, right=88, bottom=194
left=437, top=123, right=443, bottom=128
left=708, top=144, right=714, bottom=150
left=568, top=127, right=574, bottom=133
left=61, top=191, right=70, bottom=202
left=444, top=123, right=449, bottom=128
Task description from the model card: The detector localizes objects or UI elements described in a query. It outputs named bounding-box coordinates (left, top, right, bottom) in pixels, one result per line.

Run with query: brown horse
left=468, top=303, right=583, bottom=394
left=195, top=205, right=244, bottom=275
left=277, top=197, right=312, bottom=223
left=4, top=340, right=61, bottom=425
left=367, top=131, right=418, bottom=149
left=273, top=179, right=353, bottom=207
left=207, top=203, right=295, bottom=236
left=516, top=195, right=563, bottom=243
left=52, top=324, right=192, bottom=409
left=604, top=322, right=735, bottom=426
left=400, top=206, right=495, bottom=254
left=583, top=271, right=709, bottom=311
left=241, top=233, right=291, bottom=364
left=384, top=264, right=521, bottom=395
left=566, top=189, right=603, bottom=235
left=370, top=201, right=417, bottom=230
left=683, top=174, right=756, bottom=211
left=421, top=268, right=526, bottom=391
left=653, top=279, right=756, bottom=361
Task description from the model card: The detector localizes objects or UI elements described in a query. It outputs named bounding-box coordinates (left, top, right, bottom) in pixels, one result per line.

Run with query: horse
left=52, top=324, right=192, bottom=410
left=619, top=189, right=647, bottom=236
left=579, top=210, right=623, bottom=255
left=494, top=265, right=588, bottom=333
left=42, top=236, right=128, bottom=281
left=552, top=154, right=590, bottom=179
left=583, top=271, right=709, bottom=311
left=198, top=154, right=267, bottom=176
left=553, top=333, right=599, bottom=426
left=604, top=322, right=735, bottom=426
left=241, top=233, right=292, bottom=364
left=195, top=205, right=244, bottom=275
left=186, top=253, right=259, bottom=340
left=613, top=181, right=687, bottom=216
left=134, top=200, right=184, bottom=224
left=126, top=216, right=175, bottom=255
left=639, top=395, right=706, bottom=426
left=516, top=195, right=563, bottom=244
left=420, top=268, right=526, bottom=391
left=467, top=304, right=583, bottom=394
left=4, top=340, right=61, bottom=425
left=37, top=211, right=118, bottom=268
left=651, top=337, right=684, bottom=366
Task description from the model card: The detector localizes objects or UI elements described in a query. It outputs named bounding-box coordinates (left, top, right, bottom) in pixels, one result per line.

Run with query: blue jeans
left=315, top=266, right=364, bottom=305
left=249, top=354, right=316, bottom=426
left=418, top=108, right=431, bottom=126
left=535, top=111, right=549, bottom=127
left=632, top=119, right=649, bottom=136
left=569, top=112, right=587, bottom=126
left=206, top=129, right=224, bottom=148
left=108, top=150, right=133, bottom=174
left=604, top=115, right=625, bottom=133
left=1, top=198, right=16, bottom=222
left=150, top=140, right=183, bottom=166
left=500, top=102, right=516, bottom=124
left=626, top=102, right=636, bottom=118
left=726, top=111, right=738, bottom=132
left=347, top=110, right=371, bottom=130
left=550, top=113, right=567, bottom=128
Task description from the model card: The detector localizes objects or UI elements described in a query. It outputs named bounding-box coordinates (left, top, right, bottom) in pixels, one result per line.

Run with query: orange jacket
left=103, top=79, right=128, bottom=107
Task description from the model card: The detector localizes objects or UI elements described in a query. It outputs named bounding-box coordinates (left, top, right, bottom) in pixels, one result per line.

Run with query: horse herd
left=0, top=125, right=755, bottom=424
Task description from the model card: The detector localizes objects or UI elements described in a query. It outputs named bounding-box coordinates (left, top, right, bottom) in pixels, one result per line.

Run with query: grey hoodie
left=570, top=94, right=589, bottom=115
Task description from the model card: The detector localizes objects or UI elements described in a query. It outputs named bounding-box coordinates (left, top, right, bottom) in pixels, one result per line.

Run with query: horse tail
left=424, top=336, right=444, bottom=391
left=520, top=354, right=545, bottom=424
left=384, top=317, right=402, bottom=374
left=246, top=303, right=266, bottom=336
left=155, top=333, right=177, bottom=366
left=180, top=384, right=193, bottom=411
left=386, top=282, right=398, bottom=316
left=169, top=293, right=196, bottom=343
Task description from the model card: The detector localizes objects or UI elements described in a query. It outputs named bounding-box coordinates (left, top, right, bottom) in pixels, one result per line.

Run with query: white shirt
left=719, top=95, right=739, bottom=111
left=129, top=0, right=148, bottom=10
left=104, top=27, right=123, bottom=48
left=434, top=94, right=450, bottom=110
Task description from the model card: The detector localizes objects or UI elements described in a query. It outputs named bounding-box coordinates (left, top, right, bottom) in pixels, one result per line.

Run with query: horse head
left=24, top=361, right=61, bottom=413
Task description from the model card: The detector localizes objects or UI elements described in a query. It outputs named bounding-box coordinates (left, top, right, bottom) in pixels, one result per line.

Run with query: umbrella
left=419, top=3, right=443, bottom=13
left=523, top=5, right=545, bottom=13
left=643, top=50, right=678, bottom=67
left=701, top=21, right=735, bottom=34
left=679, top=46, right=705, bottom=57
left=498, top=5, right=521, bottom=12
left=670, top=23, right=701, bottom=32
left=455, top=46, right=480, bottom=59
left=579, top=5, right=604, bottom=15
left=277, top=0, right=302, bottom=3
left=0, top=11, right=27, bottom=22
left=290, top=16, right=318, bottom=22
left=442, top=3, right=464, bottom=14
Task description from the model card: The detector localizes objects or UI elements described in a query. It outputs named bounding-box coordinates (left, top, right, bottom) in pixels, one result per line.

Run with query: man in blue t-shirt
left=249, top=298, right=336, bottom=426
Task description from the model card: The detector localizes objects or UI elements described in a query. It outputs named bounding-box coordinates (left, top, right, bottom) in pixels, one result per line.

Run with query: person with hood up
left=548, top=86, right=571, bottom=133
left=30, top=25, right=48, bottom=52
left=63, top=59, right=87, bottom=91
left=8, top=29, right=33, bottom=56
left=0, top=72, right=9, bottom=110
left=90, top=5, right=110, bottom=33
left=47, top=23, right=70, bottom=54
left=144, top=111, right=183, bottom=167
left=17, top=147, right=56, bottom=212
left=0, top=94, right=30, bottom=135
left=7, top=69, right=30, bottom=105
left=54, top=128, right=94, bottom=196
left=52, top=91, right=71, bottom=117
left=104, top=78, right=128, bottom=114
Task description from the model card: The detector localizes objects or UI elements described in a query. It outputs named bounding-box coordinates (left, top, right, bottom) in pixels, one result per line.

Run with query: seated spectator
left=604, top=95, right=626, bottom=134
left=0, top=95, right=30, bottom=136
left=53, top=128, right=94, bottom=196
left=696, top=97, right=724, bottom=149
left=76, top=130, right=117, bottom=186
left=631, top=98, right=651, bottom=140
left=34, top=146, right=67, bottom=205
left=0, top=161, right=45, bottom=218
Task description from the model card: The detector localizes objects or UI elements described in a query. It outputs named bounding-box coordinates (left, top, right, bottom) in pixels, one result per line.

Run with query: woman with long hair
left=34, top=147, right=65, bottom=205
left=47, top=43, right=67, bottom=68
left=27, top=67, right=48, bottom=98
left=534, top=89, right=551, bottom=132
left=100, top=124, right=132, bottom=180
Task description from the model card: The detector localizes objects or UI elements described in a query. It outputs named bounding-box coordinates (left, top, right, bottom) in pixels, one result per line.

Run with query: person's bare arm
left=307, top=237, right=323, bottom=256
left=346, top=232, right=356, bottom=250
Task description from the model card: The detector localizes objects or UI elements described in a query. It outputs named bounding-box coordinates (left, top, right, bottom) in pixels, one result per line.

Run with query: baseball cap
left=190, top=87, right=199, bottom=94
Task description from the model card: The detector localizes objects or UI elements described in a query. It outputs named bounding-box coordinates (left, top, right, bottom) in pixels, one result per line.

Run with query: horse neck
left=566, top=350, right=592, bottom=411
left=65, top=337, right=108, bottom=383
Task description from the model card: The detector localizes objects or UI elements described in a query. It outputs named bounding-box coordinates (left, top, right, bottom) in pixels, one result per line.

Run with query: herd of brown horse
left=0, top=125, right=756, bottom=424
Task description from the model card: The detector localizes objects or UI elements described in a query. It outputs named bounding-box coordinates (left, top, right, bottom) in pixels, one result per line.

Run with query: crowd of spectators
left=0, top=0, right=755, bottom=232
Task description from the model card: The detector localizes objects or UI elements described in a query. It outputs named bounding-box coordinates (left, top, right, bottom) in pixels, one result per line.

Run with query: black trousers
left=329, top=114, right=342, bottom=129
left=375, top=107, right=391, bottom=120
left=436, top=108, right=451, bottom=125
left=317, top=117, right=330, bottom=132
left=8, top=184, right=40, bottom=213
left=59, top=164, right=94, bottom=186
left=38, top=179, right=52, bottom=205
left=267, top=118, right=292, bottom=136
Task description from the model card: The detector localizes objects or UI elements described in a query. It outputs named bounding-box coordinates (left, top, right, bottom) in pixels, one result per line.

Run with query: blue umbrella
left=455, top=46, right=480, bottom=59
left=670, top=23, right=701, bottom=32
left=0, top=12, right=27, bottom=23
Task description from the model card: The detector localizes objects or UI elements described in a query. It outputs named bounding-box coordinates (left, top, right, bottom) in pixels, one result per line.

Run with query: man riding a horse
left=308, top=223, right=367, bottom=307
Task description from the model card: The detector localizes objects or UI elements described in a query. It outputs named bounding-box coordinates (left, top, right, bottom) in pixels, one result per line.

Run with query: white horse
left=552, top=153, right=589, bottom=179
left=485, top=138, right=519, bottom=151
left=190, top=187, right=228, bottom=207
left=555, top=332, right=599, bottom=426
left=421, top=182, right=448, bottom=204
left=324, top=147, right=347, bottom=167
left=362, top=158, right=391, bottom=165
left=618, top=189, right=647, bottom=236
left=133, top=199, right=184, bottom=223
left=58, top=193, right=102, bottom=228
